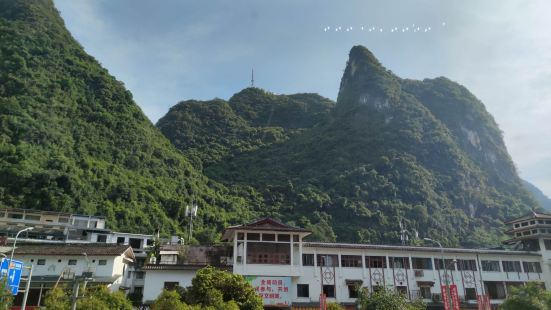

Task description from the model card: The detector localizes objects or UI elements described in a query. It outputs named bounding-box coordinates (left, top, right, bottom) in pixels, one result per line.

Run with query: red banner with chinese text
left=441, top=285, right=450, bottom=310
left=450, top=284, right=460, bottom=310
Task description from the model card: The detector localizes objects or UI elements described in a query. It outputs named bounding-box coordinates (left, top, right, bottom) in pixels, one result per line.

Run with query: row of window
left=301, top=254, right=541, bottom=273
left=237, top=232, right=299, bottom=242
left=29, top=258, right=107, bottom=266
left=515, top=229, right=551, bottom=237
left=514, top=219, right=551, bottom=228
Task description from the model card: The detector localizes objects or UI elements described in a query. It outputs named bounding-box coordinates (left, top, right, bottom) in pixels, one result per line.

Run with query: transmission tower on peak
left=251, top=68, right=254, bottom=87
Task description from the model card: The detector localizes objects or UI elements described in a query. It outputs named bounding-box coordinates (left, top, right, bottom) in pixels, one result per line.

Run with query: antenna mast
left=251, top=68, right=254, bottom=87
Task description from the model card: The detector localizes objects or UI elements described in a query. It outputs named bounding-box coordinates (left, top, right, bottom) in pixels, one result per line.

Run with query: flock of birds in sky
left=323, top=22, right=446, bottom=33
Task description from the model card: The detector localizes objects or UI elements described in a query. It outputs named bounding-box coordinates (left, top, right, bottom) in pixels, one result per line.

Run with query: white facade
left=142, top=268, right=197, bottom=302
left=141, top=217, right=551, bottom=309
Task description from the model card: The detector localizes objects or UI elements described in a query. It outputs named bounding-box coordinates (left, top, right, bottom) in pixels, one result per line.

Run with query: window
left=302, top=254, right=314, bottom=266
left=7, top=213, right=23, bottom=219
left=247, top=242, right=290, bottom=264
left=485, top=281, right=506, bottom=299
left=457, top=259, right=477, bottom=271
left=136, top=258, right=145, bottom=268
left=164, top=282, right=179, bottom=290
left=133, top=287, right=143, bottom=295
left=481, top=260, right=500, bottom=272
left=146, top=239, right=153, bottom=246
left=348, top=285, right=359, bottom=298
left=247, top=233, right=260, bottom=240
left=412, top=257, right=432, bottom=270
left=68, top=259, right=77, bottom=265
left=25, top=215, right=41, bottom=221
left=419, top=286, right=431, bottom=299
left=523, top=262, right=542, bottom=273
left=545, top=240, right=551, bottom=250
left=396, top=286, right=408, bottom=295
left=465, top=288, right=476, bottom=300
left=521, top=222, right=528, bottom=227
left=262, top=234, right=275, bottom=241
left=136, top=271, right=145, bottom=279
left=323, top=285, right=335, bottom=298
left=96, top=235, right=107, bottom=242
left=317, top=254, right=338, bottom=267
left=297, top=284, right=309, bottom=298
left=37, top=259, right=46, bottom=265
left=502, top=261, right=522, bottom=272
left=116, top=237, right=125, bottom=244
left=277, top=234, right=290, bottom=242
left=341, top=255, right=362, bottom=268
left=434, top=258, right=456, bottom=270
left=389, top=257, right=410, bottom=269
left=237, top=232, right=244, bottom=240
left=366, top=256, right=386, bottom=268
left=293, top=235, right=299, bottom=242
left=129, top=238, right=142, bottom=249
left=98, top=260, right=107, bottom=266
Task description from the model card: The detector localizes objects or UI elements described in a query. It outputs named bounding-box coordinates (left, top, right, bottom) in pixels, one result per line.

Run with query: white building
left=3, top=243, right=134, bottom=307
left=142, top=215, right=551, bottom=309
left=0, top=208, right=153, bottom=297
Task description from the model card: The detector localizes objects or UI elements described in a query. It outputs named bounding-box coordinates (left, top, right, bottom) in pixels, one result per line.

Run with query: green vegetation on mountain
left=160, top=46, right=537, bottom=246
left=0, top=0, right=261, bottom=237
left=156, top=89, right=334, bottom=167
left=523, top=179, right=551, bottom=211
left=0, top=0, right=538, bottom=247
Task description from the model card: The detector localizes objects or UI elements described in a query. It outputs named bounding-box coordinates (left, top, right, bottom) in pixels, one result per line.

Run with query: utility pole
left=21, top=264, right=33, bottom=310
left=70, top=279, right=80, bottom=310
left=185, top=202, right=199, bottom=244
left=251, top=68, right=254, bottom=87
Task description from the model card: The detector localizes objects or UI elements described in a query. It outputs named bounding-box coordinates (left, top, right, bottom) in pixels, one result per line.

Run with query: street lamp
left=424, top=238, right=453, bottom=310
left=9, top=227, right=33, bottom=264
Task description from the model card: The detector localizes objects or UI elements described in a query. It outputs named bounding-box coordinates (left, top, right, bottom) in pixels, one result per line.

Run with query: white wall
left=15, top=254, right=127, bottom=292
left=142, top=269, right=197, bottom=303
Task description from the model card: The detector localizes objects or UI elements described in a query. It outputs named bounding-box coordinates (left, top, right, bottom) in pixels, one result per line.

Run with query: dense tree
left=356, top=287, right=425, bottom=310
left=182, top=266, right=262, bottom=310
left=43, top=286, right=70, bottom=310
left=0, top=279, right=13, bottom=308
left=42, top=285, right=132, bottom=310
left=501, top=282, right=551, bottom=310
left=0, top=0, right=259, bottom=237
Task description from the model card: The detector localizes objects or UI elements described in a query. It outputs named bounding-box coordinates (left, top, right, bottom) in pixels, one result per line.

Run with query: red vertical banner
left=319, top=293, right=327, bottom=310
left=477, top=294, right=491, bottom=310
left=441, top=285, right=450, bottom=310
left=450, top=284, right=460, bottom=310
left=477, top=295, right=483, bottom=310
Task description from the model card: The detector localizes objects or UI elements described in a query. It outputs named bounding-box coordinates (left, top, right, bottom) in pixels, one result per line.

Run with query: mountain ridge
left=159, top=45, right=537, bottom=246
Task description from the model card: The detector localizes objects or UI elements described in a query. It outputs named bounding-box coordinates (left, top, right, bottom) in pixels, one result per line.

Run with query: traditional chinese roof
left=8, top=243, right=134, bottom=259
left=222, top=217, right=311, bottom=241
left=504, top=211, right=551, bottom=224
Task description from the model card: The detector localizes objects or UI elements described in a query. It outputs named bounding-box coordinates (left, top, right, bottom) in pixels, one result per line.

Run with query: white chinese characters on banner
left=246, top=276, right=291, bottom=307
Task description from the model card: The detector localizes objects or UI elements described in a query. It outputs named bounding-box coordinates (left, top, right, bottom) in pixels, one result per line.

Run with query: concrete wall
left=142, top=269, right=197, bottom=303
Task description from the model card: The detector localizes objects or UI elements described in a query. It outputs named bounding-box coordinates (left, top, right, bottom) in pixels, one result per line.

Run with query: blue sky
left=54, top=0, right=551, bottom=197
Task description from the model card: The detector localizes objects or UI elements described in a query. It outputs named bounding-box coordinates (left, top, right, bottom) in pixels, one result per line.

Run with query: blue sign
left=0, top=258, right=23, bottom=295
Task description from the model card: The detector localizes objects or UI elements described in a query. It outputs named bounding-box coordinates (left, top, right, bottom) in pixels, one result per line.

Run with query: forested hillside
left=0, top=0, right=538, bottom=247
left=0, top=0, right=260, bottom=240
left=160, top=46, right=537, bottom=246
